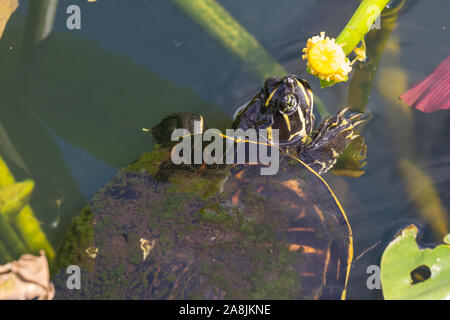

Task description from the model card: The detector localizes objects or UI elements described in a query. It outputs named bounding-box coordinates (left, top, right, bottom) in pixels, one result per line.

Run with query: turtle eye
left=279, top=94, right=298, bottom=114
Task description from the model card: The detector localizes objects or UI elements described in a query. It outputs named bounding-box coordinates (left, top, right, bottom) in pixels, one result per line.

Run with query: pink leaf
left=400, top=56, right=450, bottom=113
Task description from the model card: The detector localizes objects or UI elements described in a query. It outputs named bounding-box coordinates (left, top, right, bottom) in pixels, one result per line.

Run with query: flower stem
left=348, top=2, right=403, bottom=112
left=336, top=0, right=391, bottom=55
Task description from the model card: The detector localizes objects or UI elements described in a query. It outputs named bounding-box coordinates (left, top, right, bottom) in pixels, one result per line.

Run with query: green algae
left=54, top=184, right=304, bottom=299
left=166, top=169, right=227, bottom=198
left=51, top=206, right=94, bottom=274
left=199, top=204, right=236, bottom=227
left=192, top=195, right=302, bottom=299
left=124, top=144, right=227, bottom=199
left=52, top=142, right=307, bottom=299
left=248, top=243, right=302, bottom=299
left=196, top=235, right=302, bottom=299
left=159, top=195, right=189, bottom=220
left=125, top=145, right=169, bottom=176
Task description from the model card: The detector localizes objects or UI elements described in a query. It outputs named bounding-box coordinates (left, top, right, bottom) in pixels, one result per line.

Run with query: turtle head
left=263, top=75, right=315, bottom=145
left=233, top=75, right=315, bottom=145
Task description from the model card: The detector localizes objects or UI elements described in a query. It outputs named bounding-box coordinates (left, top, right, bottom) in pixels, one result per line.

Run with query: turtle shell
left=52, top=141, right=352, bottom=300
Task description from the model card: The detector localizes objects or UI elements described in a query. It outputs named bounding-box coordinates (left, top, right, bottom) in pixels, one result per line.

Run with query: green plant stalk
left=0, top=212, right=27, bottom=259
left=22, top=0, right=59, bottom=45
left=346, top=1, right=447, bottom=238
left=171, top=0, right=329, bottom=117
left=0, top=239, right=13, bottom=264
left=172, top=0, right=285, bottom=80
left=18, top=0, right=59, bottom=90
left=15, top=206, right=55, bottom=260
left=333, top=5, right=402, bottom=176
left=336, top=0, right=390, bottom=55
left=348, top=3, right=402, bottom=112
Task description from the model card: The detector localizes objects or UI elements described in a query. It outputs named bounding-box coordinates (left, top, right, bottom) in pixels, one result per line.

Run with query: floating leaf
left=381, top=225, right=450, bottom=300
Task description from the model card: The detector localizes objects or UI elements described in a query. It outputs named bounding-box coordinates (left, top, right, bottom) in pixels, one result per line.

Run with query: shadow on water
left=0, top=0, right=231, bottom=244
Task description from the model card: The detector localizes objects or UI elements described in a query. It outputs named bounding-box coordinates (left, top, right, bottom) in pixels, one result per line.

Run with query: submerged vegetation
left=0, top=156, right=54, bottom=262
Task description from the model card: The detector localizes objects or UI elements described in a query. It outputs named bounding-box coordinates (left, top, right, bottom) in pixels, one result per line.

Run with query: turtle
left=53, top=75, right=365, bottom=300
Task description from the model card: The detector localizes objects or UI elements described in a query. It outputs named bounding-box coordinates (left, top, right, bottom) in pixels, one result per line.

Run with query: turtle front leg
left=298, top=107, right=366, bottom=174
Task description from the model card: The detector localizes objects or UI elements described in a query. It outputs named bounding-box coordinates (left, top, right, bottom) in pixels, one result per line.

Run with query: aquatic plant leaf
left=381, top=225, right=450, bottom=300
left=397, top=159, right=448, bottom=238
left=0, top=0, right=18, bottom=39
left=172, top=0, right=285, bottom=80
left=0, top=250, right=54, bottom=300
left=400, top=56, right=450, bottom=113
left=0, top=156, right=54, bottom=260
left=0, top=180, right=34, bottom=222
left=319, top=78, right=339, bottom=89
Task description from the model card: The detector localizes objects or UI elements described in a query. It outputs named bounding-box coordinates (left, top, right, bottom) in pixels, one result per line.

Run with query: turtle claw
left=349, top=110, right=368, bottom=127
left=337, top=106, right=351, bottom=117
left=298, top=107, right=367, bottom=174
left=349, top=113, right=364, bottom=121
left=351, top=119, right=368, bottom=128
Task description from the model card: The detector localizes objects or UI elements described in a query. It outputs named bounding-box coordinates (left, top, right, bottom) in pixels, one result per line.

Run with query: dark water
left=0, top=0, right=449, bottom=299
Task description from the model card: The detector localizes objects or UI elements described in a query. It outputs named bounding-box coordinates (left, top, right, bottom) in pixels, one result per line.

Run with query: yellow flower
left=302, top=32, right=352, bottom=83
